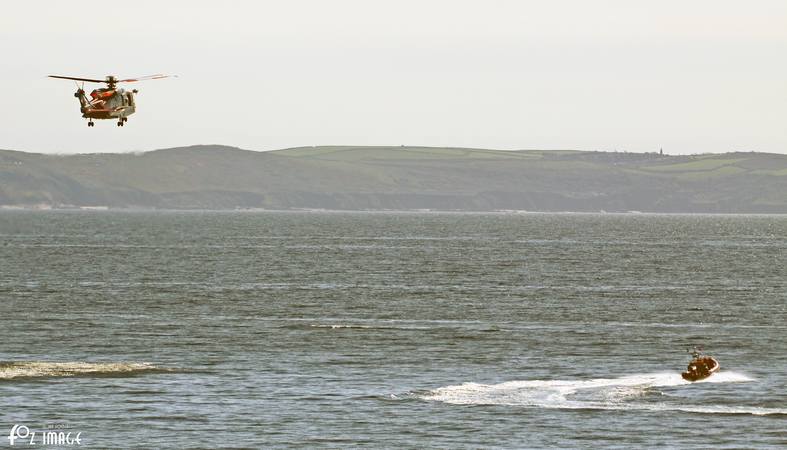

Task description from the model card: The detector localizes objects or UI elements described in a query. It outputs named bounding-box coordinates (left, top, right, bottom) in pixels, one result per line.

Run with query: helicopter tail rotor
left=73, top=81, right=85, bottom=98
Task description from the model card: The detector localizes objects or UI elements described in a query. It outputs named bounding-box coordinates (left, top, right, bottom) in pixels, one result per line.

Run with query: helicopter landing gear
left=117, top=120, right=124, bottom=127
left=87, top=120, right=94, bottom=127
left=117, top=117, right=128, bottom=127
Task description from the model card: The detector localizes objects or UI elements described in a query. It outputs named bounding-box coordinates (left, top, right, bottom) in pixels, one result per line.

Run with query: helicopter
left=48, top=74, right=175, bottom=127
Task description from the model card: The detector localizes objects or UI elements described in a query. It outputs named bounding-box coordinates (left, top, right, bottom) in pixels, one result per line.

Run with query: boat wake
left=419, top=372, right=786, bottom=416
left=0, top=361, right=170, bottom=380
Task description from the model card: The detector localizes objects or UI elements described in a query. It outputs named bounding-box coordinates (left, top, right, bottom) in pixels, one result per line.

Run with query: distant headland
left=1, top=145, right=785, bottom=213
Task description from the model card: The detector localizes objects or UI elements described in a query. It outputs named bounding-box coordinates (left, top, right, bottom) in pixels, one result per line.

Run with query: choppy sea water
left=0, top=211, right=785, bottom=448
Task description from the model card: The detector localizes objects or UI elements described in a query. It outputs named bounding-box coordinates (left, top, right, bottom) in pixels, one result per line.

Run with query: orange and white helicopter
left=48, top=74, right=175, bottom=127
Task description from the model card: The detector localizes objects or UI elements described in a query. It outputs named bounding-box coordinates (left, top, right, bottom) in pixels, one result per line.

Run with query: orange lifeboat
left=681, top=348, right=719, bottom=382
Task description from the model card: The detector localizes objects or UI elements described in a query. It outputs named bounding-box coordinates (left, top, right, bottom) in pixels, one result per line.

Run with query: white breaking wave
left=420, top=372, right=786, bottom=416
left=0, top=361, right=165, bottom=380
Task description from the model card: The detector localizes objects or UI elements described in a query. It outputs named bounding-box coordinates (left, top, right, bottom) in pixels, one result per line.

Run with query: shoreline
left=2, top=206, right=786, bottom=216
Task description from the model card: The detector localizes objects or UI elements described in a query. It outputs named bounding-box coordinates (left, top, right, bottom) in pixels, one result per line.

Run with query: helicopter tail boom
left=74, top=88, right=89, bottom=112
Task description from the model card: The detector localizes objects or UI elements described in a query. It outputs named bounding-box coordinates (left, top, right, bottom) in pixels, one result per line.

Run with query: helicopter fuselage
left=79, top=87, right=136, bottom=120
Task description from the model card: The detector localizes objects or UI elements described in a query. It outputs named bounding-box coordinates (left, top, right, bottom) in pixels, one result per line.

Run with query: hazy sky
left=2, top=0, right=785, bottom=154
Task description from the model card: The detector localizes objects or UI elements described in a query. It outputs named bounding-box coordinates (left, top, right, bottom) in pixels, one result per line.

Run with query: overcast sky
left=1, top=0, right=785, bottom=155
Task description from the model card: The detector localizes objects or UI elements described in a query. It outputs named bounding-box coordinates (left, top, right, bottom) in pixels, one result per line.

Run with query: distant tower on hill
left=660, top=147, right=663, bottom=155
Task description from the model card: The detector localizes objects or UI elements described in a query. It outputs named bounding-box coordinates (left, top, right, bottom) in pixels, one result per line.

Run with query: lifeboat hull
left=681, top=356, right=719, bottom=382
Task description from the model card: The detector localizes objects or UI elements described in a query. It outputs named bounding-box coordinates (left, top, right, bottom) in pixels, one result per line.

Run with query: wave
left=0, top=361, right=170, bottom=380
left=303, top=323, right=432, bottom=331
left=418, top=372, right=786, bottom=416
left=310, top=324, right=376, bottom=330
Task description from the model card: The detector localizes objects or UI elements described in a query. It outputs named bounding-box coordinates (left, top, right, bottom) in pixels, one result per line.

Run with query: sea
left=0, top=211, right=785, bottom=449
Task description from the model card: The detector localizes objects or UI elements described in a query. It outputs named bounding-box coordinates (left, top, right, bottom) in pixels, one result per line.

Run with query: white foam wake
left=421, top=372, right=785, bottom=416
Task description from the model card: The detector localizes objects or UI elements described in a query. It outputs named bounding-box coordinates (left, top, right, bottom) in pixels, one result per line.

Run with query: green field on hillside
left=271, top=146, right=540, bottom=161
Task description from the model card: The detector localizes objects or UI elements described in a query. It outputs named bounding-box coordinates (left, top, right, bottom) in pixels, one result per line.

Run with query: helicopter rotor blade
left=117, top=74, right=177, bottom=83
left=49, top=75, right=106, bottom=83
